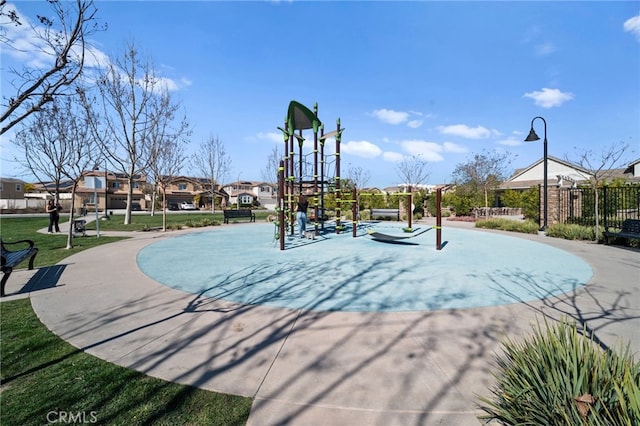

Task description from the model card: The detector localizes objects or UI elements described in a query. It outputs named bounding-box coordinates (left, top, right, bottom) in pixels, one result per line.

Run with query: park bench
left=223, top=209, right=256, bottom=224
left=1, top=238, right=39, bottom=297
left=602, top=219, right=640, bottom=246
left=370, top=208, right=400, bottom=221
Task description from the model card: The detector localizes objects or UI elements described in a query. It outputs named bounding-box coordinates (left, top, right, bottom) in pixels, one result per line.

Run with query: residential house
left=61, top=171, right=148, bottom=212
left=0, top=177, right=27, bottom=209
left=221, top=181, right=277, bottom=209
left=621, top=158, right=640, bottom=183
left=500, top=156, right=593, bottom=191
left=501, top=156, right=640, bottom=190
left=161, top=176, right=227, bottom=209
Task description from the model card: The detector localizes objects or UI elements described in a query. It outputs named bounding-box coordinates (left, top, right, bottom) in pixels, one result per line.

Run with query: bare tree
left=395, top=155, right=432, bottom=191
left=1, top=0, right=103, bottom=135
left=452, top=150, right=513, bottom=208
left=260, top=145, right=282, bottom=184
left=146, top=89, right=191, bottom=217
left=82, top=41, right=175, bottom=225
left=147, top=118, right=190, bottom=229
left=567, top=141, right=631, bottom=239
left=192, top=134, right=232, bottom=212
left=12, top=93, right=100, bottom=248
left=347, top=165, right=371, bottom=190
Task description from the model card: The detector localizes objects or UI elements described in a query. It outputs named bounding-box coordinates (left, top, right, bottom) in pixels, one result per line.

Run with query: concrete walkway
left=3, top=219, right=639, bottom=425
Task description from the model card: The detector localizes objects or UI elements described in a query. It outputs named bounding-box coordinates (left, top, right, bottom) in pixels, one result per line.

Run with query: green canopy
left=287, top=100, right=321, bottom=132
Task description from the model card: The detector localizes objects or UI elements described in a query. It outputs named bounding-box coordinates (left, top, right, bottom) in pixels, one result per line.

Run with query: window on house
left=178, top=183, right=187, bottom=190
left=240, top=195, right=253, bottom=205
left=132, top=182, right=139, bottom=189
left=112, top=182, right=120, bottom=189
left=15, top=184, right=21, bottom=192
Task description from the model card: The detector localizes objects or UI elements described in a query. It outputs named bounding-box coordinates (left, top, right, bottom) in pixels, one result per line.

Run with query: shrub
left=478, top=318, right=640, bottom=425
left=475, top=218, right=539, bottom=234
left=546, top=223, right=596, bottom=241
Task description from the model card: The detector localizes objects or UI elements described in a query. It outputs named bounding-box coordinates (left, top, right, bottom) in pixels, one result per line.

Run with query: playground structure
left=275, top=101, right=346, bottom=250
left=274, top=100, right=442, bottom=251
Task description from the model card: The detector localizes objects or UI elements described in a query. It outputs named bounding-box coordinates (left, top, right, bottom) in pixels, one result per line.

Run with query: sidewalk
left=6, top=219, right=640, bottom=425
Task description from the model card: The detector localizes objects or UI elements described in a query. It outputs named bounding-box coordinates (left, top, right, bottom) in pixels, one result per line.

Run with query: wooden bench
left=370, top=208, right=400, bottom=221
left=1, top=239, right=38, bottom=297
left=603, top=219, right=640, bottom=245
left=223, top=209, right=256, bottom=224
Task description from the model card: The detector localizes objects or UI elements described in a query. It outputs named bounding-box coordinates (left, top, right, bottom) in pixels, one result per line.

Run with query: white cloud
left=524, top=87, right=574, bottom=108
left=624, top=14, right=640, bottom=41
left=400, top=140, right=444, bottom=162
left=383, top=151, right=405, bottom=162
left=535, top=42, right=556, bottom=56
left=372, top=108, right=409, bottom=125
left=371, top=108, right=427, bottom=128
left=442, top=142, right=468, bottom=153
left=341, top=140, right=382, bottom=159
left=437, top=124, right=494, bottom=139
left=497, top=137, right=522, bottom=147
left=256, top=132, right=285, bottom=143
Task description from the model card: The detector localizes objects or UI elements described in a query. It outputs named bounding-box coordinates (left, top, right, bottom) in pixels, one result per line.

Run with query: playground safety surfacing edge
left=137, top=222, right=593, bottom=312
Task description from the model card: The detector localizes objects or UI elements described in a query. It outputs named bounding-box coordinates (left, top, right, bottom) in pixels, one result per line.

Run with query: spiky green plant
left=475, top=218, right=540, bottom=234
left=546, top=223, right=596, bottom=241
left=478, top=318, right=640, bottom=425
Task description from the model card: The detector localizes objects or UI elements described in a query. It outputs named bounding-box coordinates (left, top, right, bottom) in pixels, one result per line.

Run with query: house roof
left=501, top=155, right=640, bottom=189
left=0, top=177, right=26, bottom=184
left=507, top=156, right=592, bottom=182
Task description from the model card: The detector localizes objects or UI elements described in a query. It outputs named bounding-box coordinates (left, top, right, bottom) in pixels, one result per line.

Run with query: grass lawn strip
left=0, top=216, right=252, bottom=425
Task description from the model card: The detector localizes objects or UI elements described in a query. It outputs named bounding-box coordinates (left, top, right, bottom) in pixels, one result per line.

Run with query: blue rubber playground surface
left=137, top=222, right=593, bottom=312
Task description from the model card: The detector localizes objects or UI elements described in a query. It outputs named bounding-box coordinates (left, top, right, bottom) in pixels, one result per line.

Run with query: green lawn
left=84, top=210, right=272, bottom=232
left=0, top=216, right=252, bottom=425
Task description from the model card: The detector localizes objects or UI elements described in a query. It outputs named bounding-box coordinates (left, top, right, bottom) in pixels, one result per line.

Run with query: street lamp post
left=525, top=116, right=548, bottom=231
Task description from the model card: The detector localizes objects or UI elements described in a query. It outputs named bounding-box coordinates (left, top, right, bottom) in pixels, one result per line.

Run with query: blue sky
left=1, top=1, right=639, bottom=188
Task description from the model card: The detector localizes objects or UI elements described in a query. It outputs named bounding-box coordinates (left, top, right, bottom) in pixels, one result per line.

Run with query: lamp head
left=524, top=128, right=540, bottom=142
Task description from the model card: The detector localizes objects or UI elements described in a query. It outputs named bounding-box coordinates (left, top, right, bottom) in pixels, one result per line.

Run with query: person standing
left=296, top=194, right=308, bottom=238
left=46, top=198, right=61, bottom=233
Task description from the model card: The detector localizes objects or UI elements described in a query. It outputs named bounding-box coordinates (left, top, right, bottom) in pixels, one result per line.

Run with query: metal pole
left=94, top=177, right=100, bottom=238
left=436, top=188, right=442, bottom=250
left=526, top=116, right=548, bottom=231
left=278, top=160, right=285, bottom=251
left=335, top=118, right=341, bottom=233
left=352, top=187, right=357, bottom=238
left=542, top=128, right=548, bottom=230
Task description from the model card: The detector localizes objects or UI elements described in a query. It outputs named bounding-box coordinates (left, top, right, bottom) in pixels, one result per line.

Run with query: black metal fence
left=560, top=186, right=640, bottom=229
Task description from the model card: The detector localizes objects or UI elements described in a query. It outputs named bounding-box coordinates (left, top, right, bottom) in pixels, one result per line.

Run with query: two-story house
left=222, top=181, right=277, bottom=209
left=73, top=170, right=148, bottom=211
left=162, top=176, right=228, bottom=209
left=0, top=177, right=26, bottom=209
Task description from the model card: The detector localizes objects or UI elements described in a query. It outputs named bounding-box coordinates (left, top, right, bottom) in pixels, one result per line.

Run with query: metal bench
left=370, top=208, right=400, bottom=221
left=1, top=239, right=39, bottom=297
left=603, top=219, right=640, bottom=245
left=223, top=209, right=256, bottom=224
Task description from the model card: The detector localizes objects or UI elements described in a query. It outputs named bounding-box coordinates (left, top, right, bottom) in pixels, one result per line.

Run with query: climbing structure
left=276, top=100, right=344, bottom=250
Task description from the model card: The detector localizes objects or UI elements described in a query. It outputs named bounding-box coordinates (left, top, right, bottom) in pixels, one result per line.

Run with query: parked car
left=131, top=202, right=142, bottom=211
left=179, top=202, right=197, bottom=210
left=168, top=202, right=179, bottom=211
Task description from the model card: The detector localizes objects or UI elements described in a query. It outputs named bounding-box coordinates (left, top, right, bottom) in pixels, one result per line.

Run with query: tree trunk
left=66, top=184, right=78, bottom=249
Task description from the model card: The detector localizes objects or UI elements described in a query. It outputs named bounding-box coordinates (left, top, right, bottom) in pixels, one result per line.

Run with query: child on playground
left=296, top=195, right=308, bottom=238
